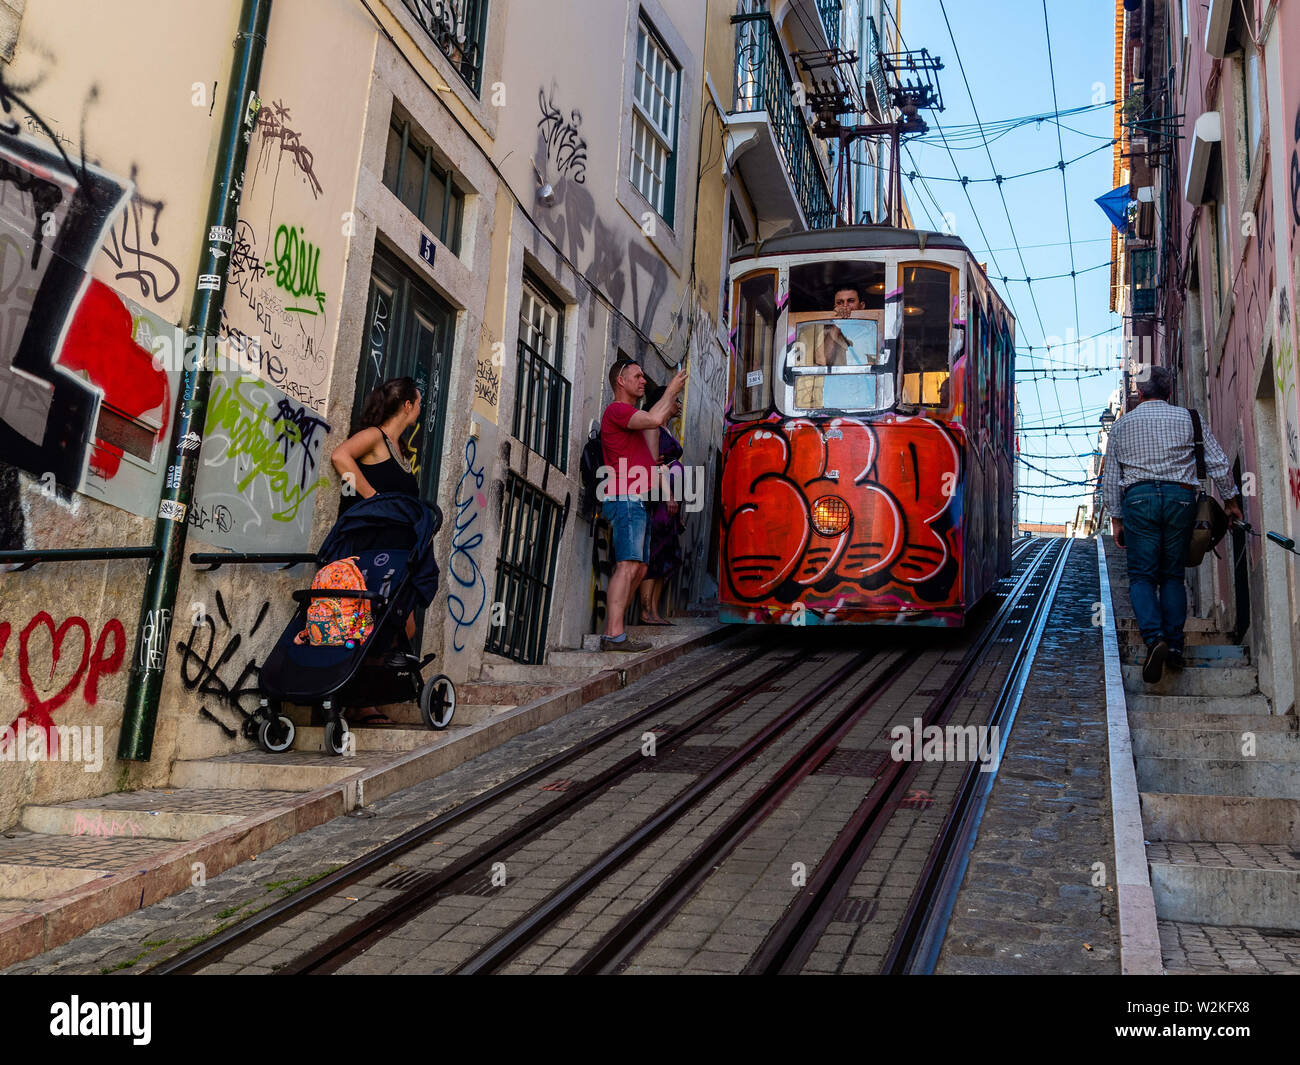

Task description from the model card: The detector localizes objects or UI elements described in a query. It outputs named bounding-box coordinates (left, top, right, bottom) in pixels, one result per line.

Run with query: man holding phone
left=598, top=357, right=688, bottom=652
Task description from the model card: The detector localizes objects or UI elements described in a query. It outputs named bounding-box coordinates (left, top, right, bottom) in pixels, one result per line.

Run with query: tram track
left=151, top=634, right=795, bottom=974
left=157, top=537, right=1065, bottom=978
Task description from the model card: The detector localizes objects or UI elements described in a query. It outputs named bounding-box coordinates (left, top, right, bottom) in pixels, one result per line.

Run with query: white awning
left=1205, top=0, right=1235, bottom=58
left=1184, top=111, right=1222, bottom=205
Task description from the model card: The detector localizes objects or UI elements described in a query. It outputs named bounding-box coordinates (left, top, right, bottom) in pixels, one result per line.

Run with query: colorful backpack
left=302, top=556, right=374, bottom=646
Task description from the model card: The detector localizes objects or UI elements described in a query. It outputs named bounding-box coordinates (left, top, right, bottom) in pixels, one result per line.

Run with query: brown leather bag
left=1185, top=410, right=1228, bottom=566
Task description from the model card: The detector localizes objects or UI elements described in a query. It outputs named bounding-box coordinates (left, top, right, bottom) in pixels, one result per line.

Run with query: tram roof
left=730, top=226, right=972, bottom=262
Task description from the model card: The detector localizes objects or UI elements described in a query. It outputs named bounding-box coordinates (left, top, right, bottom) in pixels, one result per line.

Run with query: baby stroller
left=252, top=493, right=457, bottom=756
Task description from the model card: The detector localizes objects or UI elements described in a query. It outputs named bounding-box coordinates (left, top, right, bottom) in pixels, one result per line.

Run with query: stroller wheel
left=323, top=716, right=351, bottom=756
left=420, top=674, right=456, bottom=730
left=258, top=714, right=296, bottom=754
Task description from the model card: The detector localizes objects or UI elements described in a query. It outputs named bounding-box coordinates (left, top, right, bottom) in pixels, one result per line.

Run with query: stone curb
left=1096, top=535, right=1164, bottom=975
left=0, top=622, right=734, bottom=968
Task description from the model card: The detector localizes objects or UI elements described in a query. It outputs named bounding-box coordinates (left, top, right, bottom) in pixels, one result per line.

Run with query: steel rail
left=450, top=649, right=881, bottom=975
left=569, top=648, right=917, bottom=974
left=884, top=537, right=1073, bottom=974
left=741, top=538, right=1060, bottom=974
left=277, top=643, right=831, bottom=974
left=151, top=633, right=775, bottom=974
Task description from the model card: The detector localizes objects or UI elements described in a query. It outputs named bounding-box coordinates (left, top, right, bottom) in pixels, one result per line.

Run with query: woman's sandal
left=345, top=706, right=397, bottom=727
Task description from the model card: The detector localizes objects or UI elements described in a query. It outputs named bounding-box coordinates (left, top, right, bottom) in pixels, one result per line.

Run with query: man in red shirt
left=598, top=357, right=688, bottom=651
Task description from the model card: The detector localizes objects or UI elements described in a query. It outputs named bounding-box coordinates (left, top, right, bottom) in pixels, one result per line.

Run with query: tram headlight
left=810, top=496, right=850, bottom=537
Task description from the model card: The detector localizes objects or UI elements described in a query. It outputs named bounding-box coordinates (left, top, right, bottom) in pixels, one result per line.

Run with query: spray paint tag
left=746, top=370, right=763, bottom=388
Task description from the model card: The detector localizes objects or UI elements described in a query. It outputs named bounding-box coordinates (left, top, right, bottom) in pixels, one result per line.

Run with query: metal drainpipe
left=118, top=0, right=273, bottom=761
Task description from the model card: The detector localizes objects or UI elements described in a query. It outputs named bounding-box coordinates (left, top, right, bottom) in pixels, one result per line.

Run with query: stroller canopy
left=317, top=493, right=443, bottom=608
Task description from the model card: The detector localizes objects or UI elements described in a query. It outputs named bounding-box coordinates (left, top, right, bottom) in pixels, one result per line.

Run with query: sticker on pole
left=208, top=225, right=234, bottom=244
left=746, top=370, right=763, bottom=388
left=159, top=500, right=188, bottom=522
left=198, top=274, right=223, bottom=291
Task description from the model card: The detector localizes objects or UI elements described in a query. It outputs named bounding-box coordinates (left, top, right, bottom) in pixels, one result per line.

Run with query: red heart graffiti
left=17, top=613, right=92, bottom=729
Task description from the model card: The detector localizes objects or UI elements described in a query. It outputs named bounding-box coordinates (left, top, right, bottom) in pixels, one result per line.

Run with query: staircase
left=1118, top=615, right=1300, bottom=972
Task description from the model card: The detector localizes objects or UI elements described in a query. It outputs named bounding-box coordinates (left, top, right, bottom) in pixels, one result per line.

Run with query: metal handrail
left=190, top=552, right=318, bottom=571
left=731, top=11, right=837, bottom=230
left=0, top=547, right=160, bottom=571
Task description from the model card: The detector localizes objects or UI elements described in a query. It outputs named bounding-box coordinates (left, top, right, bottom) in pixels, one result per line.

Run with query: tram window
left=733, top=272, right=776, bottom=417
left=781, top=261, right=891, bottom=414
left=900, top=265, right=953, bottom=408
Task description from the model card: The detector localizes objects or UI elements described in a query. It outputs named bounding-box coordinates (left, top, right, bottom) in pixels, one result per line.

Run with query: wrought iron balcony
left=818, top=0, right=842, bottom=50
left=402, top=0, right=488, bottom=95
left=732, top=12, right=837, bottom=230
left=866, top=15, right=888, bottom=116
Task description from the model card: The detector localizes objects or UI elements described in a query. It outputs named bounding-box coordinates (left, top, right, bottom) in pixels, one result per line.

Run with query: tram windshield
left=783, top=261, right=892, bottom=414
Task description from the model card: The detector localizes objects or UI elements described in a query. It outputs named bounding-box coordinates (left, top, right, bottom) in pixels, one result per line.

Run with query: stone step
left=1125, top=692, right=1271, bottom=714
left=292, top=725, right=440, bottom=753
left=478, top=660, right=593, bottom=684
left=1140, top=792, right=1300, bottom=847
left=0, top=863, right=108, bottom=899
left=1126, top=710, right=1297, bottom=732
left=20, top=804, right=245, bottom=841
left=457, top=681, right=568, bottom=705
left=1135, top=756, right=1300, bottom=798
left=1121, top=663, right=1259, bottom=697
left=1131, top=727, right=1300, bottom=761
left=169, top=748, right=404, bottom=791
left=579, top=623, right=714, bottom=652
left=1120, top=642, right=1249, bottom=663
left=1148, top=842, right=1300, bottom=930
left=1118, top=616, right=1223, bottom=634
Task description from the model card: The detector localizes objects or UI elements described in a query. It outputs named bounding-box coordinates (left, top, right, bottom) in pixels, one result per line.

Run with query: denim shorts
left=602, top=496, right=651, bottom=564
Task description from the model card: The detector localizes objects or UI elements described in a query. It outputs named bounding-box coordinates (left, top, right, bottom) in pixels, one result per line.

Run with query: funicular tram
left=719, top=226, right=1015, bottom=626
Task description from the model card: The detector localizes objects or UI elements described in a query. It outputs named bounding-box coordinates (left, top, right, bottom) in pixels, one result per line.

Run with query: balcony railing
left=818, top=0, right=842, bottom=50
left=866, top=15, right=888, bottom=114
left=513, top=338, right=572, bottom=472
left=733, top=12, right=837, bottom=229
left=402, top=0, right=488, bottom=95
left=1130, top=246, right=1157, bottom=317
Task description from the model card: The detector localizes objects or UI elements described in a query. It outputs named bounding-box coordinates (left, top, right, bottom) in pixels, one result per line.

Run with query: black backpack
left=578, top=427, right=603, bottom=521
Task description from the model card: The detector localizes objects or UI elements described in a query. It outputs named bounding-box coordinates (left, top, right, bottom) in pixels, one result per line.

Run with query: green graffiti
left=265, top=223, right=325, bottom=314
left=206, top=376, right=328, bottom=523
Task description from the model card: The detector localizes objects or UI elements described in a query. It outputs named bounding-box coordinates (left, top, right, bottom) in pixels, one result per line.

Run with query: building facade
left=1111, top=0, right=1300, bottom=716
left=0, top=0, right=895, bottom=825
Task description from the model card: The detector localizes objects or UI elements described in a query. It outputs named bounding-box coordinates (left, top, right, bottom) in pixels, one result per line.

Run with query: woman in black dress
left=329, top=377, right=422, bottom=725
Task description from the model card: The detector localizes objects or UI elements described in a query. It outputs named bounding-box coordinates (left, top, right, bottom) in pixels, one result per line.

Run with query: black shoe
left=1166, top=650, right=1185, bottom=670
left=1142, top=640, right=1168, bottom=683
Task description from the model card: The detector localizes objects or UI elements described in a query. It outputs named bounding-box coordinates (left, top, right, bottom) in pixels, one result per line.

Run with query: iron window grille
left=1130, top=246, right=1157, bottom=317
left=383, top=113, right=465, bottom=254
left=818, top=0, right=842, bottom=50
left=631, top=18, right=680, bottom=225
left=485, top=474, right=564, bottom=665
left=514, top=278, right=571, bottom=471
left=401, top=0, right=488, bottom=95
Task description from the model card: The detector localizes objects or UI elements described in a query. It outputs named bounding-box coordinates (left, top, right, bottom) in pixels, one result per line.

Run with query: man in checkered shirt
left=1102, top=366, right=1243, bottom=682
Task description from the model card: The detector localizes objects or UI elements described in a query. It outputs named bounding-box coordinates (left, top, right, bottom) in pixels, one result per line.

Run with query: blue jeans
left=1123, top=481, right=1197, bottom=651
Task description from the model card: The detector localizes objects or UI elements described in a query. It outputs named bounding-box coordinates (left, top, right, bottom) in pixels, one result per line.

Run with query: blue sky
left=896, top=0, right=1121, bottom=524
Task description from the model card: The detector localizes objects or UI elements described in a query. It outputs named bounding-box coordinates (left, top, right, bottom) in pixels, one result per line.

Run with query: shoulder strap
left=1188, top=408, right=1207, bottom=481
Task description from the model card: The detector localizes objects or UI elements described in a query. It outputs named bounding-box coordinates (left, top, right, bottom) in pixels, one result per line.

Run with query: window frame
left=730, top=268, right=780, bottom=420
left=383, top=112, right=465, bottom=255
left=630, top=16, right=681, bottom=225
left=897, top=260, right=959, bottom=412
left=513, top=271, right=571, bottom=472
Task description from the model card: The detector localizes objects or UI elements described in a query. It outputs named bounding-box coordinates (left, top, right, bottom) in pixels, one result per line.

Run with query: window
left=485, top=473, right=565, bottom=664
left=899, top=264, right=955, bottom=409
left=783, top=260, right=891, bottom=414
left=383, top=113, right=465, bottom=254
left=1214, top=197, right=1231, bottom=311
left=1243, top=45, right=1262, bottom=171
left=514, top=275, right=571, bottom=471
left=353, top=244, right=457, bottom=505
left=721, top=207, right=749, bottom=326
left=630, top=18, right=680, bottom=223
left=732, top=271, right=777, bottom=417
left=402, top=0, right=489, bottom=95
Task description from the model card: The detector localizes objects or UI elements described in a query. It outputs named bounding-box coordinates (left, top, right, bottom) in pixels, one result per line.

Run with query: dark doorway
left=1231, top=458, right=1251, bottom=643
